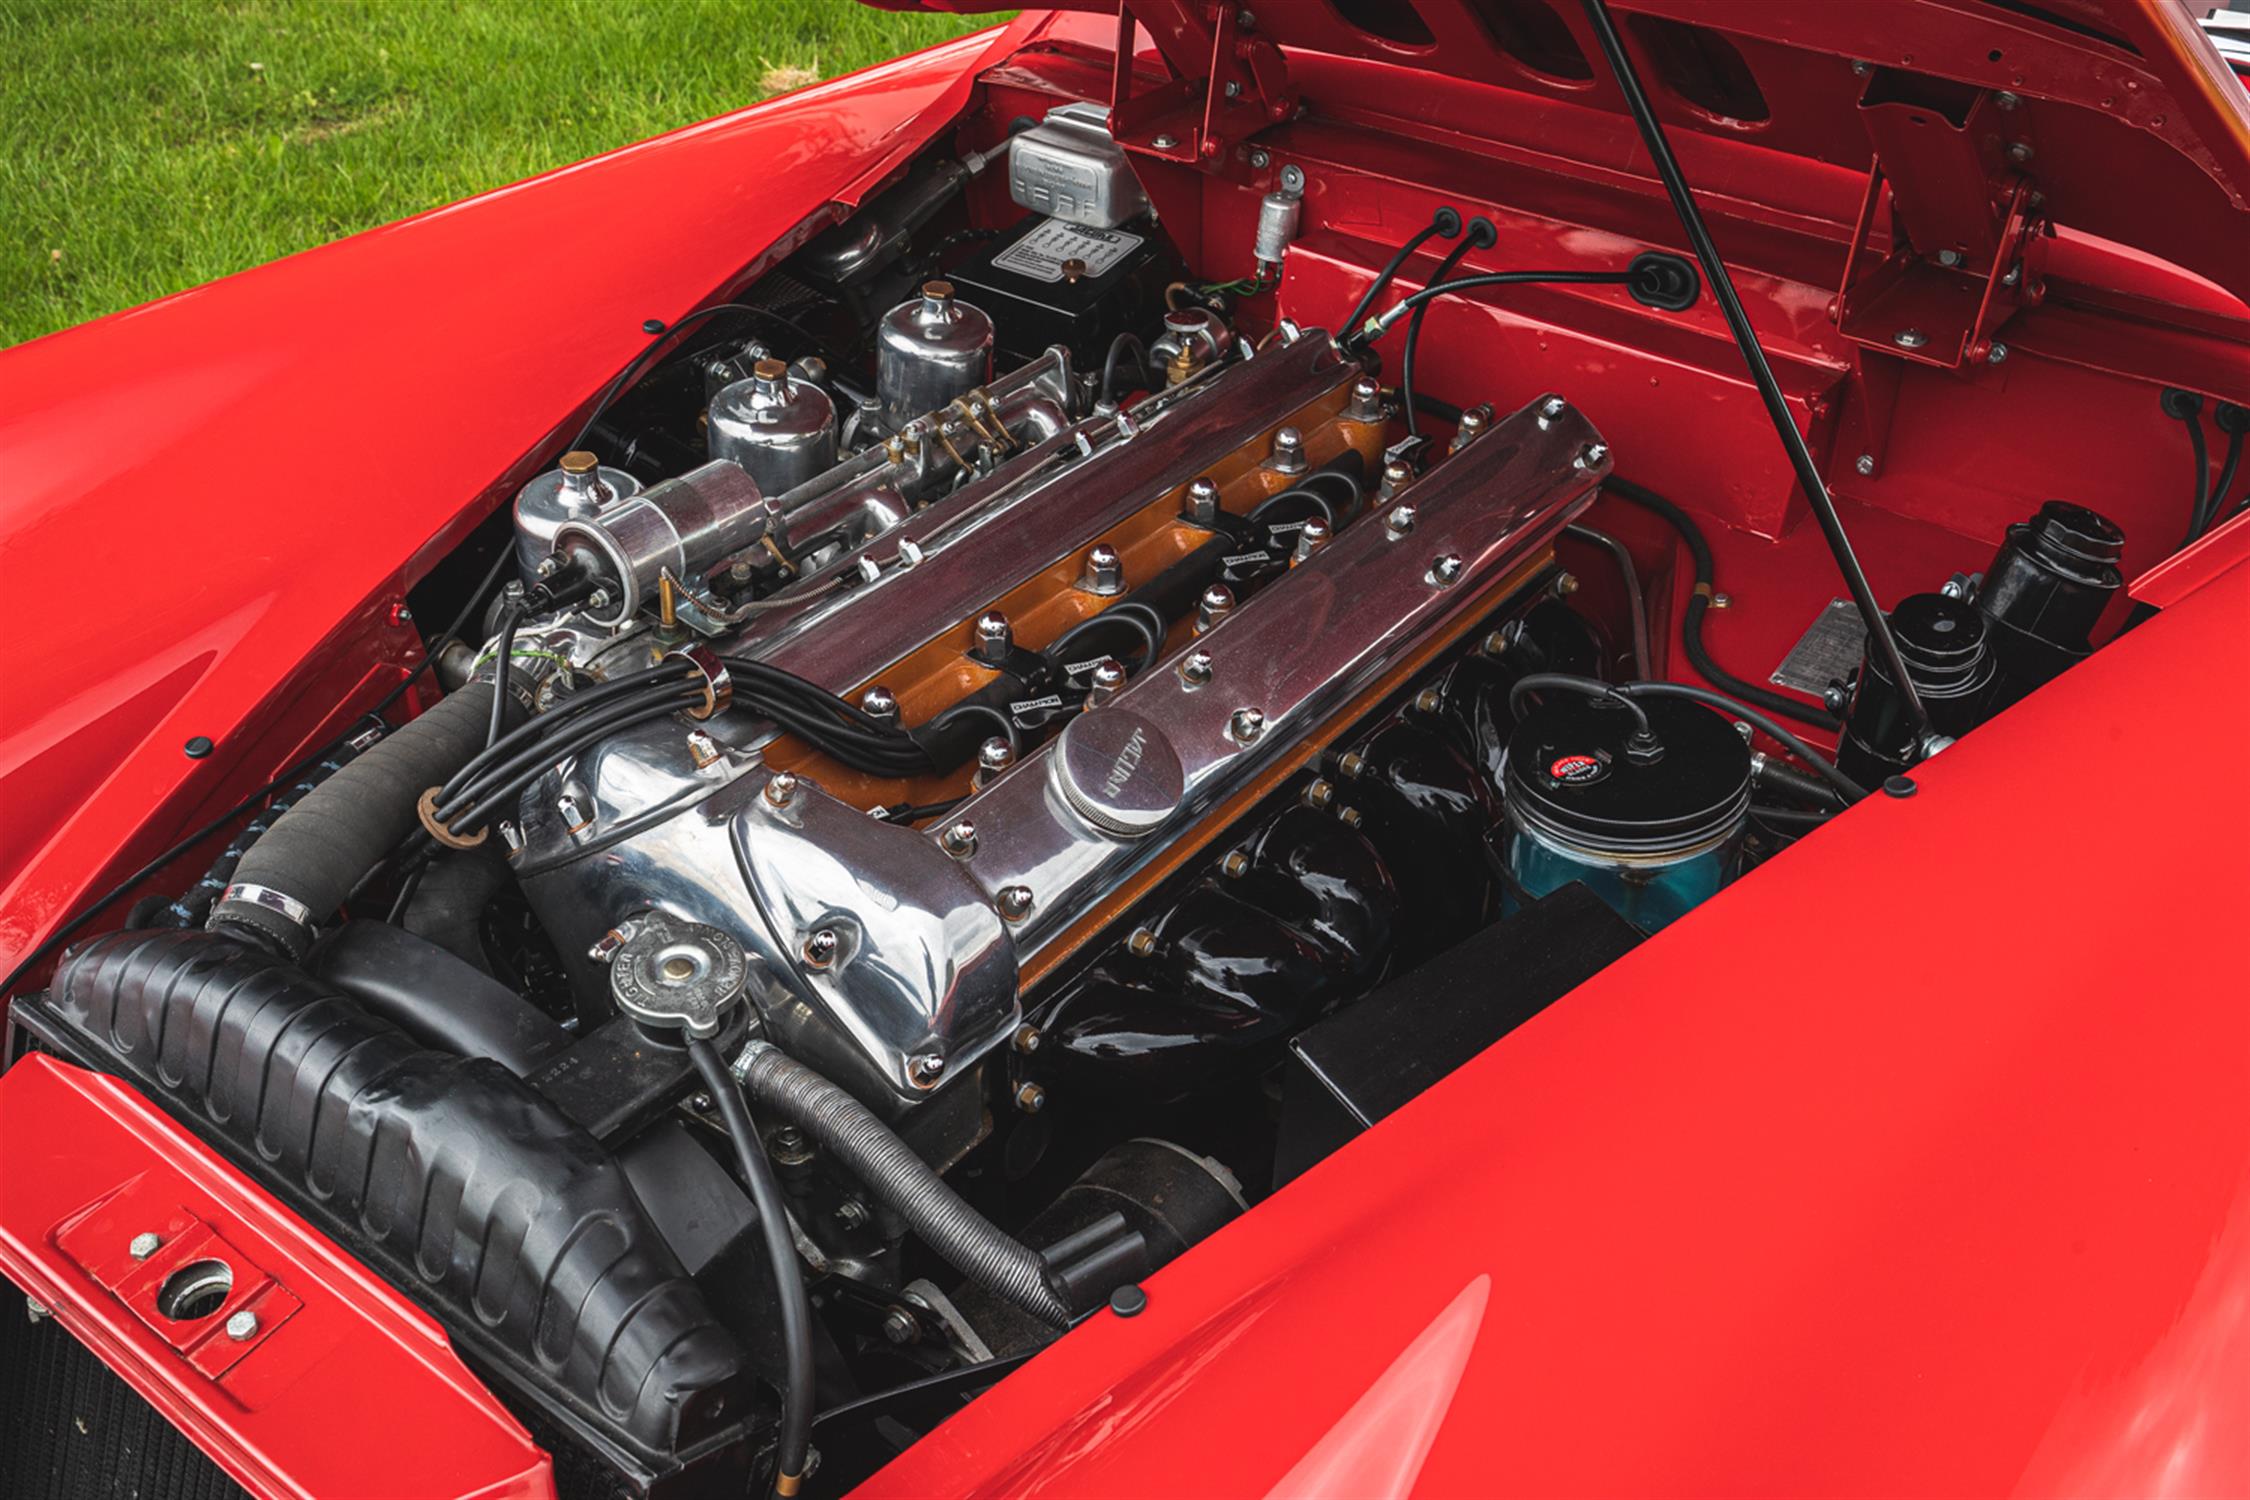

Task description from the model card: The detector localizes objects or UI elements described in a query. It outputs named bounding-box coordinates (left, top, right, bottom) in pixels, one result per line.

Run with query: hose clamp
left=417, top=787, right=489, bottom=849
left=216, top=883, right=316, bottom=930
left=663, top=643, right=734, bottom=721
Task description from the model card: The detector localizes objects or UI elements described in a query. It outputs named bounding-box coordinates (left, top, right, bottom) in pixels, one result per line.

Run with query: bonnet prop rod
left=1578, top=0, right=1930, bottom=750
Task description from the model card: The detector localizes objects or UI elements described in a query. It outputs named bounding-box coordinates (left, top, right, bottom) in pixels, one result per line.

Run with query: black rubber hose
left=733, top=1041, right=1073, bottom=1327
left=1099, top=333, right=1155, bottom=409
left=212, top=675, right=526, bottom=958
left=2194, top=427, right=2242, bottom=542
left=1509, top=672, right=1655, bottom=738
left=2177, top=398, right=2212, bottom=546
left=687, top=1037, right=815, bottom=1500
left=1619, top=680, right=1868, bottom=803
left=399, top=848, right=508, bottom=973
left=1751, top=756, right=1844, bottom=810
left=1602, top=476, right=1840, bottom=730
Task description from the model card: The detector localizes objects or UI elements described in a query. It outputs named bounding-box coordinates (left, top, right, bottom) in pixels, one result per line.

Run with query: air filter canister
left=1501, top=695, right=1751, bottom=933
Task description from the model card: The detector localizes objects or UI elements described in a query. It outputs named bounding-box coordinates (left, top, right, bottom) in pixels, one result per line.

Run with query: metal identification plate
left=991, top=219, right=1145, bottom=283
left=1771, top=597, right=1866, bottom=693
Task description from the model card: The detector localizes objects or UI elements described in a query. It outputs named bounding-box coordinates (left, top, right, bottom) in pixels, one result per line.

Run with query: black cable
left=483, top=603, right=524, bottom=752
left=567, top=302, right=832, bottom=455
left=1049, top=609, right=1163, bottom=675
left=2192, top=426, right=2241, bottom=543
left=1601, top=476, right=1840, bottom=730
left=1099, top=333, right=1156, bottom=409
left=686, top=1037, right=814, bottom=1500
left=1339, top=210, right=1459, bottom=337
left=1580, top=0, right=1927, bottom=749
left=1402, top=230, right=1485, bottom=439
left=1508, top=673, right=1654, bottom=738
left=928, top=700, right=1022, bottom=756
left=1354, top=270, right=1640, bottom=346
left=2175, top=397, right=2213, bottom=546
left=1618, top=680, right=1867, bottom=803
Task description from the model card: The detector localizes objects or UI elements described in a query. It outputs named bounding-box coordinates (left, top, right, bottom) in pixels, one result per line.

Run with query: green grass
left=0, top=0, right=1005, bottom=346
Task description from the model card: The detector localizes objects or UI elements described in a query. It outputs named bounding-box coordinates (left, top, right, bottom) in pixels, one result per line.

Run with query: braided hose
left=733, top=1041, right=1071, bottom=1327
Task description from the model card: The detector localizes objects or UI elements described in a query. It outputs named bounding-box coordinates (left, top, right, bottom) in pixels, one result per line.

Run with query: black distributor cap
left=1504, top=694, right=1750, bottom=857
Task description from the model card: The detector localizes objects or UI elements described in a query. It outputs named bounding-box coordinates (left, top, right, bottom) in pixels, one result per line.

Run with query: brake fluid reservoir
left=1500, top=694, right=1750, bottom=932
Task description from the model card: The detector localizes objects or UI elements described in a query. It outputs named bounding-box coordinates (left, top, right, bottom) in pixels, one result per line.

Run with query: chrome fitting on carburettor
left=551, top=459, right=777, bottom=627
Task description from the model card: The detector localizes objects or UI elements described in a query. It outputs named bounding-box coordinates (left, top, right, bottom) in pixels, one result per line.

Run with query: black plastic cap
left=1108, top=1283, right=1148, bottom=1318
left=1628, top=251, right=1701, bottom=312
left=183, top=735, right=214, bottom=758
left=1882, top=774, right=1917, bottom=798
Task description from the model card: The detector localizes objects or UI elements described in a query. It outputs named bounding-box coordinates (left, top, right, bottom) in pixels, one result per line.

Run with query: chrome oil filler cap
left=1052, top=706, right=1185, bottom=839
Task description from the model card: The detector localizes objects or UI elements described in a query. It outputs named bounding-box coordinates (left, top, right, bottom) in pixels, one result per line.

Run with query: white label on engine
left=991, top=219, right=1145, bottom=284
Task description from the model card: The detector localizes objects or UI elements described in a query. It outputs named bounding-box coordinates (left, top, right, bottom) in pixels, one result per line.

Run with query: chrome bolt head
left=973, top=609, right=1013, bottom=660
left=1348, top=377, right=1384, bottom=421
left=556, top=790, right=593, bottom=834
left=1152, top=132, right=1178, bottom=150
left=997, top=885, right=1035, bottom=922
left=1195, top=582, right=1237, bottom=635
left=1268, top=425, right=1308, bottom=475
left=1379, top=460, right=1412, bottom=499
left=225, top=1310, right=259, bottom=1342
left=1383, top=502, right=1417, bottom=538
left=1291, top=517, right=1331, bottom=565
left=859, top=685, right=899, bottom=723
left=1451, top=406, right=1490, bottom=452
left=1086, top=657, right=1127, bottom=708
left=907, top=1051, right=948, bottom=1087
left=1229, top=706, right=1267, bottom=745
left=802, top=927, right=840, bottom=969
left=129, top=1232, right=162, bottom=1261
left=939, top=819, right=978, bottom=859
left=1429, top=554, right=1465, bottom=587
left=1183, top=476, right=1221, bottom=526
left=1179, top=648, right=1215, bottom=687
left=1537, top=395, right=1568, bottom=428
left=1855, top=453, right=1877, bottom=476
left=1987, top=342, right=2009, bottom=365
left=764, top=770, right=799, bottom=807
left=1574, top=442, right=1609, bottom=471
left=1893, top=328, right=1930, bottom=350
left=686, top=729, right=721, bottom=769
left=1079, top=542, right=1126, bottom=596
left=973, top=737, right=1015, bottom=788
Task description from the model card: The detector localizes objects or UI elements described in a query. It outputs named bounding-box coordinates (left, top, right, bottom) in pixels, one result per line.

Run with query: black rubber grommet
left=1882, top=774, right=1917, bottom=798
left=1108, top=1284, right=1148, bottom=1318
left=183, top=736, right=214, bottom=759
left=1627, top=250, right=1701, bottom=312
left=641, top=318, right=667, bottom=335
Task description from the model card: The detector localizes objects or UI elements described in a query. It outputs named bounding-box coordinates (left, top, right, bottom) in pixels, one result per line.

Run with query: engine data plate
left=1771, top=597, right=1865, bottom=694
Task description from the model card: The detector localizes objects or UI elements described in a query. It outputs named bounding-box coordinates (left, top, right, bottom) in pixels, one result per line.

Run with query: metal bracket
left=1832, top=73, right=2048, bottom=371
left=1109, top=1, right=1297, bottom=165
